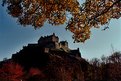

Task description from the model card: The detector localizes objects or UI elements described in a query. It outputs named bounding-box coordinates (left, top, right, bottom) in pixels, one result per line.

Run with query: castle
left=38, top=33, right=69, bottom=52
left=36, top=33, right=81, bottom=57
left=13, top=33, right=81, bottom=59
left=11, top=33, right=82, bottom=69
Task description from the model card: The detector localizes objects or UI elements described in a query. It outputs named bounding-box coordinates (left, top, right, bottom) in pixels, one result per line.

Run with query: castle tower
left=51, top=33, right=59, bottom=43
left=59, top=41, right=69, bottom=52
left=38, top=33, right=59, bottom=44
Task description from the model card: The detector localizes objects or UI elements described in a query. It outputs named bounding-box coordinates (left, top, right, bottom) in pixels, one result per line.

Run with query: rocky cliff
left=0, top=34, right=89, bottom=81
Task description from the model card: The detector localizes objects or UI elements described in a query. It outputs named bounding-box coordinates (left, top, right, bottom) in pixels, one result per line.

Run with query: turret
left=59, top=41, right=69, bottom=52
left=59, top=41, right=68, bottom=48
left=52, top=33, right=59, bottom=43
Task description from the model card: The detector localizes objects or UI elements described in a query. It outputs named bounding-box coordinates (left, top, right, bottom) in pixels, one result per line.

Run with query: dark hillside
left=0, top=34, right=89, bottom=81
left=0, top=34, right=121, bottom=81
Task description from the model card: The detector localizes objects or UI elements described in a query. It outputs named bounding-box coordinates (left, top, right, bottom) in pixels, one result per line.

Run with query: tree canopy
left=2, top=0, right=121, bottom=42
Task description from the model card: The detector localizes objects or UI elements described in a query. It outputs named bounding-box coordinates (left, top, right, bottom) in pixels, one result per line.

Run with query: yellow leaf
left=106, top=1, right=113, bottom=6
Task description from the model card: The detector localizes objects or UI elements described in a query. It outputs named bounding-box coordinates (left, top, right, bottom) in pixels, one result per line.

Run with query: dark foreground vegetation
left=0, top=50, right=121, bottom=81
left=0, top=34, right=121, bottom=81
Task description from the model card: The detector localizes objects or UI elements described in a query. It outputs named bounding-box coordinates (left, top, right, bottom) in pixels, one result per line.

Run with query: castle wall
left=37, top=34, right=81, bottom=58
left=44, top=48, right=49, bottom=53
left=52, top=36, right=59, bottom=43
left=38, top=33, right=59, bottom=44
left=55, top=42, right=60, bottom=49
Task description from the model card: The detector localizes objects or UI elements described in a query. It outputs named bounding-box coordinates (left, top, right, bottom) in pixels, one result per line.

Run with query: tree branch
left=89, top=0, right=121, bottom=21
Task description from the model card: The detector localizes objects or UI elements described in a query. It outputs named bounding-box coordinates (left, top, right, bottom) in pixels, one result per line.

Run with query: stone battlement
left=24, top=33, right=81, bottom=58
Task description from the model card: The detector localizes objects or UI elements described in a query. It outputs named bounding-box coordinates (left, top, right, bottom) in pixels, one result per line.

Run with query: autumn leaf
left=2, top=0, right=121, bottom=42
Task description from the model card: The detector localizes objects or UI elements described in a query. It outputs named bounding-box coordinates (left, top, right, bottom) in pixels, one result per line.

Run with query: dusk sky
left=0, top=0, right=121, bottom=61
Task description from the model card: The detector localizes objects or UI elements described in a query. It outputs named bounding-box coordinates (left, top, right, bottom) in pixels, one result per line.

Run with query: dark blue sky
left=0, top=1, right=121, bottom=61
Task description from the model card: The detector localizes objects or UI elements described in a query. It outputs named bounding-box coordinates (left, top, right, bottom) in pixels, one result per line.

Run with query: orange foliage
left=3, top=0, right=121, bottom=42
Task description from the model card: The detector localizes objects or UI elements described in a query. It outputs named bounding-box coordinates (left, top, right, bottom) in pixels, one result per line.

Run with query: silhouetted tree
left=107, top=52, right=121, bottom=81
left=87, top=52, right=121, bottom=81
